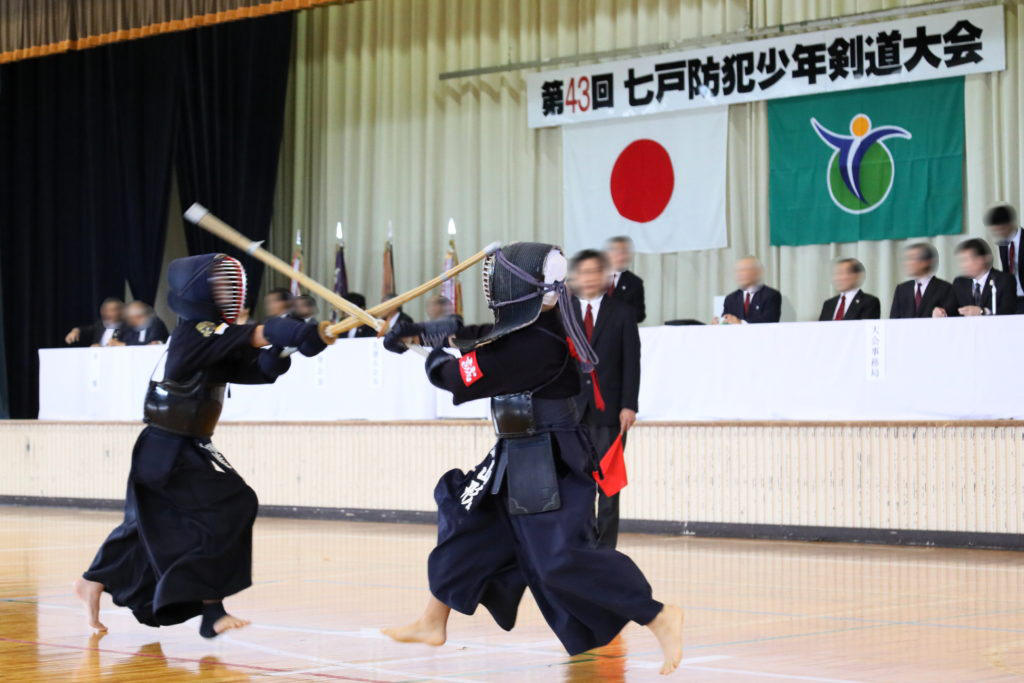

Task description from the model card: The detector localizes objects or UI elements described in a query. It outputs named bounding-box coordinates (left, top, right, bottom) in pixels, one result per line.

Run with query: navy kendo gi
left=83, top=254, right=327, bottom=633
left=384, top=242, right=662, bottom=656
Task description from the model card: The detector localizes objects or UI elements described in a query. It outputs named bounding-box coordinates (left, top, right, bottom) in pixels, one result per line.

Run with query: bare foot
left=73, top=578, right=107, bottom=632
left=213, top=614, right=251, bottom=635
left=647, top=604, right=684, bottom=675
left=381, top=618, right=447, bottom=646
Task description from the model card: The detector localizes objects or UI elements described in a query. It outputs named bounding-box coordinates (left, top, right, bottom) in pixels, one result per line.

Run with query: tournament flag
left=769, top=77, right=964, bottom=246
left=563, top=107, right=728, bottom=255
left=593, top=433, right=627, bottom=497
left=381, top=221, right=395, bottom=300
left=441, top=218, right=463, bottom=316
left=332, top=222, right=348, bottom=322
left=289, top=229, right=303, bottom=297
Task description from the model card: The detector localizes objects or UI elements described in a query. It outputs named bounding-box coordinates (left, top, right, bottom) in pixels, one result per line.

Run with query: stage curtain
left=271, top=0, right=1022, bottom=325
left=176, top=13, right=294, bottom=308
left=0, top=0, right=345, bottom=64
left=0, top=36, right=180, bottom=418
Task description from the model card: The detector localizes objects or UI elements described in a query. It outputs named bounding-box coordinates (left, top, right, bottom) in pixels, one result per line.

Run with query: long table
left=38, top=317, right=1024, bottom=421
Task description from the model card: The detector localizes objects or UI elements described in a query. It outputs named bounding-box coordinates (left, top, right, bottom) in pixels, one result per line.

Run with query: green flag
left=769, top=77, right=964, bottom=247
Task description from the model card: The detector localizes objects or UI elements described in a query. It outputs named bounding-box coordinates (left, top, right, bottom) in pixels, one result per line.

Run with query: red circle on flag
left=609, top=139, right=675, bottom=223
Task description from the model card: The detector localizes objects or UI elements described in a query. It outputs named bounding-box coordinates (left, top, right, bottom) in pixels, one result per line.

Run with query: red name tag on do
left=458, top=351, right=484, bottom=386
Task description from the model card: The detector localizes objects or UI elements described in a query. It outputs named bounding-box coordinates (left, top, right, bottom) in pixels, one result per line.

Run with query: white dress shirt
left=578, top=294, right=604, bottom=324
left=972, top=270, right=992, bottom=306
left=609, top=272, right=622, bottom=291
left=833, top=288, right=860, bottom=320
left=99, top=325, right=119, bottom=346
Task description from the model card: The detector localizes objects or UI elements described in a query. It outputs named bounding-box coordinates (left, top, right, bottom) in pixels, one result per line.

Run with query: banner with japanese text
left=527, top=5, right=1003, bottom=128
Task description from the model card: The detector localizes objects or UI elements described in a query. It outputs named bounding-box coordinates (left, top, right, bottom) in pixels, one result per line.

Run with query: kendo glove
left=298, top=329, right=328, bottom=357
left=263, top=316, right=325, bottom=357
left=258, top=346, right=292, bottom=379
left=382, top=320, right=424, bottom=354
left=263, top=316, right=313, bottom=347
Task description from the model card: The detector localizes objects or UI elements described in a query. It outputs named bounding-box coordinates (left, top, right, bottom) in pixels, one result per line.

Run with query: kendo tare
left=74, top=253, right=329, bottom=638
left=379, top=242, right=684, bottom=675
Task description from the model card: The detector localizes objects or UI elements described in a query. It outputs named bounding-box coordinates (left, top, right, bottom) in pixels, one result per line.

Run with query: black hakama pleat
left=83, top=426, right=258, bottom=626
left=427, top=428, right=662, bottom=656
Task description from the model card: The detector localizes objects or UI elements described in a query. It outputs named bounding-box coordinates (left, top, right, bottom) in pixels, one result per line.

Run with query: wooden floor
left=2, top=507, right=1023, bottom=682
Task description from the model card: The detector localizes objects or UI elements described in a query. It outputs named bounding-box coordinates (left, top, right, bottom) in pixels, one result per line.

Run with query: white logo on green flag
left=811, top=114, right=911, bottom=215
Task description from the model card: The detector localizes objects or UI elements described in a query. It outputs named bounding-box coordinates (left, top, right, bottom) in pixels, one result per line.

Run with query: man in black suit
left=983, top=202, right=1024, bottom=313
left=937, top=238, right=1017, bottom=317
left=122, top=301, right=170, bottom=345
left=818, top=258, right=881, bottom=321
left=339, top=292, right=378, bottom=338
left=603, top=236, right=646, bottom=323
left=64, top=298, right=125, bottom=346
left=569, top=249, right=641, bottom=550
left=715, top=256, right=781, bottom=324
left=889, top=243, right=956, bottom=319
left=262, top=287, right=293, bottom=321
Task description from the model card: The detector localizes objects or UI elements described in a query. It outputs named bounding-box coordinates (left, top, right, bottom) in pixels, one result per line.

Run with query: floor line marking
left=678, top=663, right=868, bottom=682
left=221, top=634, right=488, bottom=683
left=0, top=635, right=385, bottom=682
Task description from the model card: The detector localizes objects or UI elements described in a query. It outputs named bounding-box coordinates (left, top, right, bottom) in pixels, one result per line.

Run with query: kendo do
left=74, top=253, right=329, bottom=638
left=380, top=242, right=685, bottom=675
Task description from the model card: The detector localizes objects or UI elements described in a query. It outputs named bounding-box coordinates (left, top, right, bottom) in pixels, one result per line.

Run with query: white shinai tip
left=184, top=203, right=209, bottom=224
left=484, top=241, right=501, bottom=254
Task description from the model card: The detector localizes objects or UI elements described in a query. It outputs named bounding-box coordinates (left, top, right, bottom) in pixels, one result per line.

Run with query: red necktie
left=1010, top=242, right=1016, bottom=275
left=834, top=295, right=846, bottom=321
left=584, top=303, right=594, bottom=341
left=606, top=274, right=616, bottom=297
left=743, top=291, right=751, bottom=316
left=914, top=282, right=923, bottom=312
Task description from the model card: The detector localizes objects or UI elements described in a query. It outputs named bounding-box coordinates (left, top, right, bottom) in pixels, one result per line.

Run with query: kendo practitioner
left=74, top=253, right=329, bottom=638
left=379, top=242, right=684, bottom=675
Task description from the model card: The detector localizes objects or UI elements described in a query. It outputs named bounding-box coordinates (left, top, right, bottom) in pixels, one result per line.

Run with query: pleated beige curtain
left=271, top=0, right=1022, bottom=325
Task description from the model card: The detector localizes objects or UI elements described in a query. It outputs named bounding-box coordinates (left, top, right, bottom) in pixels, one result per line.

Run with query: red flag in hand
left=593, top=433, right=627, bottom=496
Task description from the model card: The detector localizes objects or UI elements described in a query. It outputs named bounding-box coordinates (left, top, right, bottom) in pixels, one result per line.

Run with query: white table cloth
left=38, top=317, right=1024, bottom=422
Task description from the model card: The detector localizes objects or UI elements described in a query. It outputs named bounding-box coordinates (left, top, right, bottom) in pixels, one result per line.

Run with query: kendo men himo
left=379, top=242, right=685, bottom=675
left=75, top=253, right=329, bottom=638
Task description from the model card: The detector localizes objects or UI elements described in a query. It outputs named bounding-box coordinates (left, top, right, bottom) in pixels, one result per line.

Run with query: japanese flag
left=563, top=107, right=728, bottom=254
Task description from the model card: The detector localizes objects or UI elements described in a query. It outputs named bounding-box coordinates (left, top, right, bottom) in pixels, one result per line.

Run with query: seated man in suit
left=262, top=287, right=294, bottom=321
left=64, top=298, right=125, bottom=346
left=937, top=238, right=1017, bottom=317
left=339, top=292, right=378, bottom=338
left=569, top=249, right=641, bottom=550
left=818, top=258, right=880, bottom=321
left=293, top=295, right=319, bottom=324
left=603, top=235, right=646, bottom=323
left=121, top=301, right=170, bottom=345
left=425, top=295, right=454, bottom=321
left=889, top=243, right=956, bottom=319
left=714, top=256, right=781, bottom=324
left=983, top=202, right=1024, bottom=313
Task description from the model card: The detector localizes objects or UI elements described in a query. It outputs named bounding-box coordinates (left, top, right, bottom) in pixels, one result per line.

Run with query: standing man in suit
left=64, top=298, right=125, bottom=346
left=984, top=202, right=1024, bottom=314
left=818, top=258, right=881, bottom=321
left=937, top=238, right=1017, bottom=317
left=889, top=243, right=956, bottom=319
left=569, top=249, right=641, bottom=550
left=603, top=236, right=646, bottom=323
left=714, top=256, right=781, bottom=324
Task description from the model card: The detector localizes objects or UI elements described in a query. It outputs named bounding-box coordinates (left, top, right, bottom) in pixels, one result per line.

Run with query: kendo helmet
left=455, top=241, right=596, bottom=372
left=167, top=253, right=248, bottom=323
